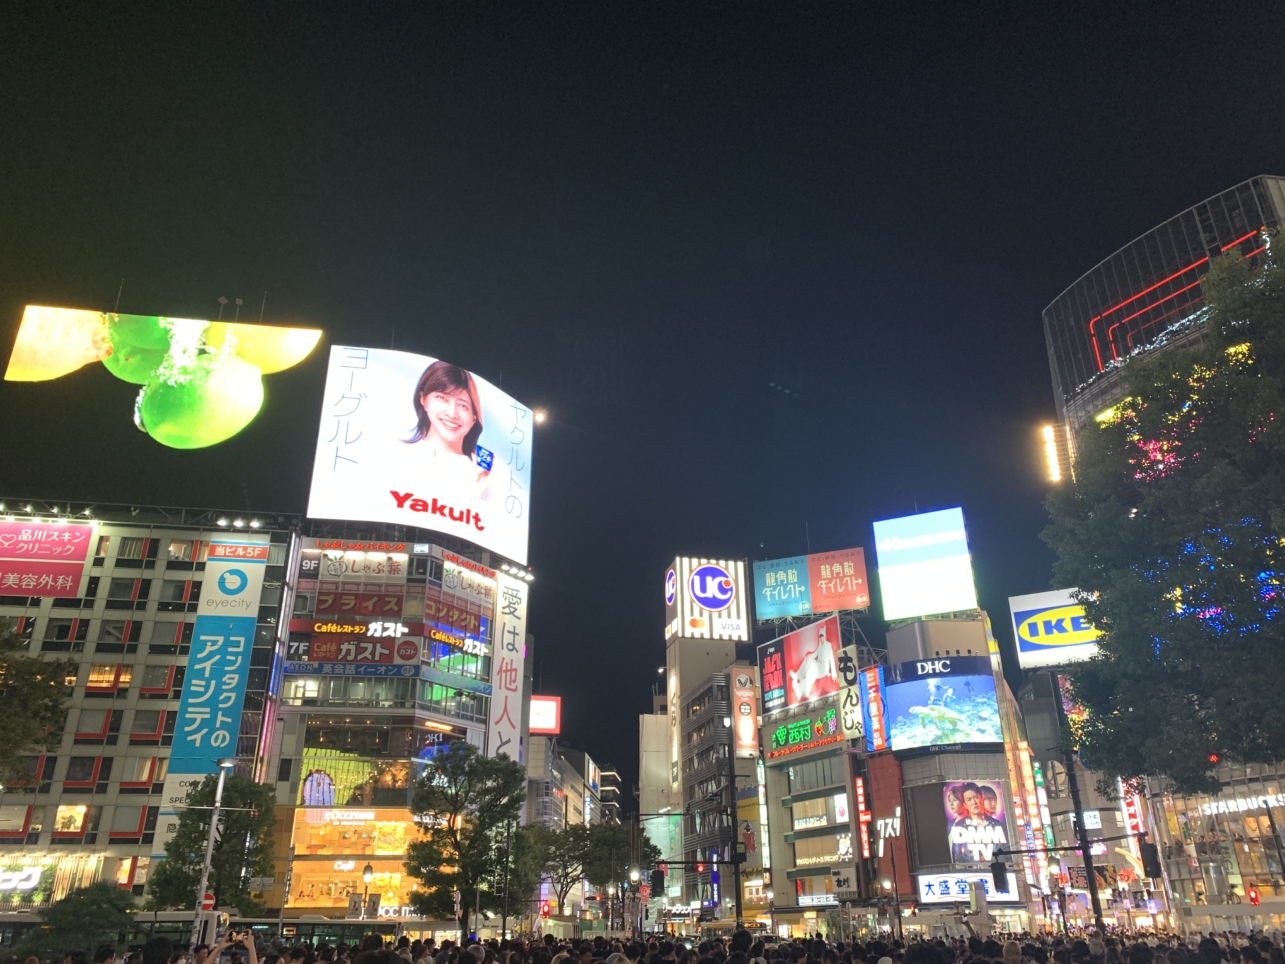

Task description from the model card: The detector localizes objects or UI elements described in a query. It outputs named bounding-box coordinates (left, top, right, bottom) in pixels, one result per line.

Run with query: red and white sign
left=783, top=616, right=841, bottom=708
left=208, top=543, right=270, bottom=561
left=862, top=666, right=888, bottom=752
left=856, top=777, right=873, bottom=859
left=529, top=694, right=561, bottom=735
left=308, top=636, right=420, bottom=664
left=200, top=892, right=215, bottom=910
left=0, top=522, right=93, bottom=598
left=1123, top=793, right=1146, bottom=835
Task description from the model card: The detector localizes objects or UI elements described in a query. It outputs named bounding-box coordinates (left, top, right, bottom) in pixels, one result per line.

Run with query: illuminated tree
left=1044, top=229, right=1285, bottom=794
left=405, top=741, right=526, bottom=930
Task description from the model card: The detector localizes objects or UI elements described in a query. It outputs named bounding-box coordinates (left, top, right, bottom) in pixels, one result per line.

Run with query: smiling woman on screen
left=404, top=360, right=492, bottom=501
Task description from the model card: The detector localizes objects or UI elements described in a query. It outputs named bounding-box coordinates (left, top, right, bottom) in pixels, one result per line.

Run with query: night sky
left=3, top=3, right=1284, bottom=803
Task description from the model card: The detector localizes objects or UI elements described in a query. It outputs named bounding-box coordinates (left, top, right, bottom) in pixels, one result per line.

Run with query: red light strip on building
left=1106, top=278, right=1204, bottom=346
left=1085, top=227, right=1263, bottom=371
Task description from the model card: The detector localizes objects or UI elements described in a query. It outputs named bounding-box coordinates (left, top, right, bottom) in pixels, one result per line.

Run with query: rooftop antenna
left=259, top=291, right=267, bottom=323
left=217, top=296, right=228, bottom=320
left=391, top=327, right=395, bottom=349
left=233, top=298, right=243, bottom=322
left=805, top=520, right=811, bottom=553
left=114, top=278, right=125, bottom=312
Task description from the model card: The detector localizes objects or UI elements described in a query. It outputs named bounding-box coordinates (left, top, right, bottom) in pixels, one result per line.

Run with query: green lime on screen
left=102, top=341, right=165, bottom=384
left=107, top=313, right=172, bottom=350
left=137, top=353, right=265, bottom=449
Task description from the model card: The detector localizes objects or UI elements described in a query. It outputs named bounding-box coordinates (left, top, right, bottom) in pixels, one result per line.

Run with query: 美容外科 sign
left=307, top=346, right=534, bottom=564
left=0, top=521, right=94, bottom=598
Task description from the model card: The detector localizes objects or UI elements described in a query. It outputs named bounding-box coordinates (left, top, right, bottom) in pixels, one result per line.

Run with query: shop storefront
left=287, top=807, right=422, bottom=913
left=0, top=853, right=105, bottom=909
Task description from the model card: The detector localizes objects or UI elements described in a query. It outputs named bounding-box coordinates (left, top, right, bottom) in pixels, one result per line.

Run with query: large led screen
left=759, top=616, right=842, bottom=712
left=884, top=656, right=1002, bottom=752
left=307, top=347, right=534, bottom=564
left=944, top=780, right=1010, bottom=865
left=5, top=305, right=321, bottom=449
left=872, top=507, right=977, bottom=620
left=1009, top=589, right=1101, bottom=669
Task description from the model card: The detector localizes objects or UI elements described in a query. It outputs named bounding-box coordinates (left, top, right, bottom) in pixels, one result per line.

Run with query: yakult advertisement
left=307, top=346, right=534, bottom=564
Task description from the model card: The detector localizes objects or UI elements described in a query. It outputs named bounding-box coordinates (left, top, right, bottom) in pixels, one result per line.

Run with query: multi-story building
left=598, top=765, right=621, bottom=825
left=0, top=502, right=295, bottom=913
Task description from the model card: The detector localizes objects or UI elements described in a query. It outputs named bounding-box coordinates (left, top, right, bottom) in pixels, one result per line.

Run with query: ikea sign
left=1008, top=589, right=1100, bottom=670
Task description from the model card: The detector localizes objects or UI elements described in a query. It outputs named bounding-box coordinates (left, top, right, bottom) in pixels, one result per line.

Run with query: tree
left=583, top=821, right=661, bottom=890
left=1044, top=228, right=1285, bottom=794
left=405, top=741, right=526, bottom=930
left=486, top=822, right=547, bottom=925
left=0, top=630, right=73, bottom=786
left=146, top=773, right=275, bottom=916
left=13, top=881, right=134, bottom=958
left=538, top=824, right=590, bottom=915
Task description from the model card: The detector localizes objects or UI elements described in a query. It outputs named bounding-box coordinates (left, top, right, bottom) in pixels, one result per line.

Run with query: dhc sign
left=1009, top=589, right=1101, bottom=670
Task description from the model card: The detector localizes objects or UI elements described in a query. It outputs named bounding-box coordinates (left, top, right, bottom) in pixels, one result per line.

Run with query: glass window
left=793, top=797, right=829, bottom=831
left=107, top=579, right=136, bottom=600
left=76, top=709, right=108, bottom=733
left=116, top=538, right=145, bottom=559
left=27, top=807, right=44, bottom=833
left=95, top=536, right=111, bottom=558
left=111, top=805, right=143, bottom=833
left=0, top=805, right=28, bottom=833
left=166, top=541, right=193, bottom=562
left=98, top=621, right=128, bottom=643
left=794, top=833, right=852, bottom=867
left=788, top=756, right=844, bottom=794
left=151, top=622, right=180, bottom=644
left=86, top=665, right=119, bottom=688
left=64, top=758, right=95, bottom=782
left=44, top=619, right=74, bottom=641
left=284, top=678, right=320, bottom=703
left=139, top=666, right=170, bottom=690
left=118, top=666, right=133, bottom=687
left=159, top=580, right=187, bottom=603
left=121, top=757, right=154, bottom=783
left=53, top=804, right=89, bottom=832
left=268, top=544, right=287, bottom=566
left=293, top=593, right=315, bottom=616
left=131, top=711, right=161, bottom=734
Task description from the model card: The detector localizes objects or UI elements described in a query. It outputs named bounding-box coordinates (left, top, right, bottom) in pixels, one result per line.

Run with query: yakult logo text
left=390, top=491, right=484, bottom=531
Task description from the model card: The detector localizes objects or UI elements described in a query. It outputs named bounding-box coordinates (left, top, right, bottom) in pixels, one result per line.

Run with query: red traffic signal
left=540, top=901, right=551, bottom=917
left=1248, top=885, right=1261, bottom=907
left=694, top=862, right=706, bottom=874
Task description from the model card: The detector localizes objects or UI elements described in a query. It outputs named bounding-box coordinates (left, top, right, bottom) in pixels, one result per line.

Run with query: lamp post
left=722, top=715, right=744, bottom=928
left=362, top=862, right=373, bottom=919
left=189, top=759, right=235, bottom=951
left=629, top=868, right=640, bottom=935
left=608, top=885, right=616, bottom=933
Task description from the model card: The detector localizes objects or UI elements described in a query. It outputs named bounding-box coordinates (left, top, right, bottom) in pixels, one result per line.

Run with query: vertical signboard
left=486, top=572, right=528, bottom=761
left=836, top=644, right=864, bottom=743
left=757, top=639, right=786, bottom=713
left=861, top=666, right=888, bottom=752
left=732, top=668, right=759, bottom=757
left=160, top=535, right=270, bottom=812
left=0, top=521, right=94, bottom=597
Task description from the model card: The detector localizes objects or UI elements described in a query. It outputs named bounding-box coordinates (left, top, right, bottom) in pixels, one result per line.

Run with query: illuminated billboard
left=0, top=521, right=94, bottom=598
left=5, top=305, right=321, bottom=448
left=529, top=695, right=561, bottom=735
left=944, top=780, right=1009, bottom=864
left=883, top=656, right=1002, bottom=753
left=1009, top=589, right=1100, bottom=669
left=306, top=346, right=534, bottom=564
left=758, top=616, right=841, bottom=712
left=664, top=557, right=749, bottom=642
left=872, top=507, right=977, bottom=620
left=732, top=669, right=759, bottom=757
left=751, top=548, right=870, bottom=620
left=860, top=666, right=888, bottom=752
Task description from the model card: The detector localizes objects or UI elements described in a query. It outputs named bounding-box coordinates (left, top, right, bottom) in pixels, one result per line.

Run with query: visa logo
left=1015, top=604, right=1100, bottom=648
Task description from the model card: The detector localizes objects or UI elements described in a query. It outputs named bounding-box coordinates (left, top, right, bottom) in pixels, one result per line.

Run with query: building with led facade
left=1043, top=175, right=1285, bottom=434
left=0, top=499, right=532, bottom=927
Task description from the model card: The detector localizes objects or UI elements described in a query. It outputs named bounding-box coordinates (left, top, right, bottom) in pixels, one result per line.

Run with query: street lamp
left=362, top=863, right=374, bottom=918
left=190, top=759, right=235, bottom=950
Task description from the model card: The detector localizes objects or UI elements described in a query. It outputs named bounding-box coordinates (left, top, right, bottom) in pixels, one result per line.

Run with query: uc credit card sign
left=165, top=537, right=270, bottom=788
left=1008, top=588, right=1100, bottom=670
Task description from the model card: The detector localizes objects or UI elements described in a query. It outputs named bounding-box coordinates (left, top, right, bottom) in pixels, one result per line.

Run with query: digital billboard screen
left=529, top=695, right=561, bottom=735
left=758, top=616, right=843, bottom=714
left=751, top=548, right=870, bottom=620
left=1009, top=589, right=1101, bottom=669
left=306, top=346, right=534, bottom=564
left=5, top=305, right=321, bottom=449
left=943, top=780, right=1010, bottom=865
left=872, top=507, right=977, bottom=620
left=757, top=639, right=786, bottom=713
left=884, top=656, right=1001, bottom=752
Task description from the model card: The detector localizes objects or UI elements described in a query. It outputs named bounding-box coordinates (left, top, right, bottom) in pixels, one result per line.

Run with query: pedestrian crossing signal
left=1249, top=885, right=1261, bottom=907
left=541, top=901, right=551, bottom=917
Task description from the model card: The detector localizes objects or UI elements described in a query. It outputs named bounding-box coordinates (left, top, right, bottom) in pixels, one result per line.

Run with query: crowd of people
left=47, top=928, right=1285, bottom=964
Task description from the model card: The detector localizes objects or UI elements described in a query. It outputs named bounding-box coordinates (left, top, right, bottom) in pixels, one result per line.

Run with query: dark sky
left=3, top=2, right=1284, bottom=802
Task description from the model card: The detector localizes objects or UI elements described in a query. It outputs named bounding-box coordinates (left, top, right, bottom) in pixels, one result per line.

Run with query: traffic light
left=694, top=861, right=706, bottom=874
left=540, top=901, right=551, bottom=918
left=1139, top=838, right=1162, bottom=879
left=650, top=869, right=665, bottom=893
left=1249, top=885, right=1261, bottom=907
left=990, top=859, right=1009, bottom=894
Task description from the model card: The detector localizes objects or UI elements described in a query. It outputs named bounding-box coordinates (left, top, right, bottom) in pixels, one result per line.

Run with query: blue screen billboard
left=883, top=655, right=1002, bottom=753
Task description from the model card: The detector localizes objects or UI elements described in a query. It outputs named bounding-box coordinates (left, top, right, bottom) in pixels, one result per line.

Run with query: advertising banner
left=486, top=572, right=528, bottom=760
left=917, top=871, right=1018, bottom=904
left=0, top=521, right=93, bottom=597
left=884, top=656, right=1002, bottom=752
left=529, top=695, right=561, bottom=735
left=837, top=644, right=864, bottom=743
left=766, top=707, right=843, bottom=760
left=872, top=507, right=978, bottom=620
left=757, top=639, right=786, bottom=713
left=751, top=549, right=870, bottom=620
left=860, top=666, right=888, bottom=752
left=307, top=635, right=421, bottom=664
left=732, top=668, right=759, bottom=757
left=1009, top=589, right=1100, bottom=669
left=944, top=780, right=1009, bottom=864
left=782, top=615, right=841, bottom=708
left=307, top=346, right=534, bottom=564
left=161, top=535, right=270, bottom=814
left=664, top=556, right=749, bottom=641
